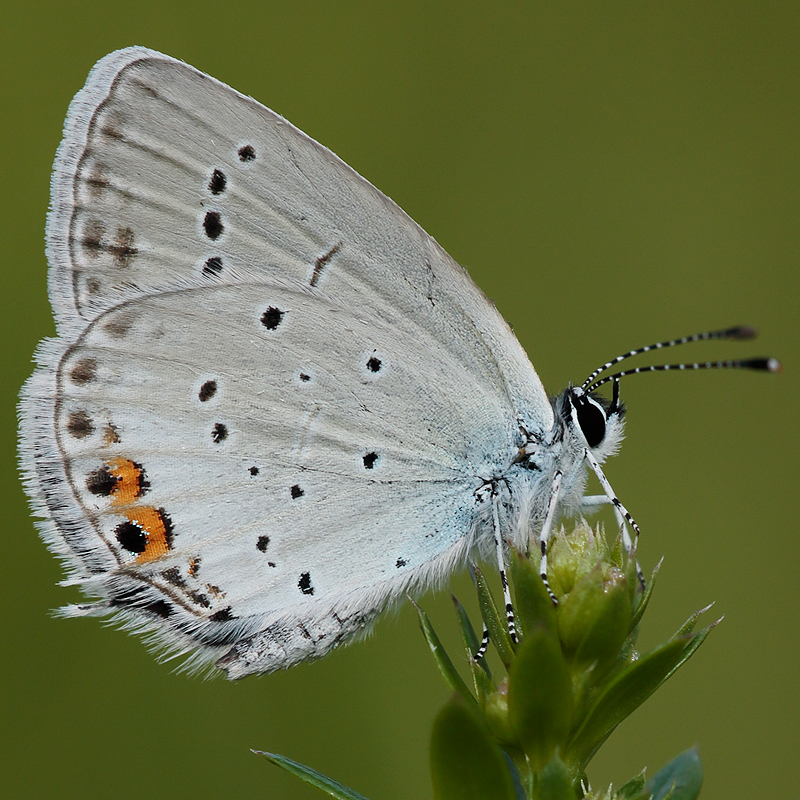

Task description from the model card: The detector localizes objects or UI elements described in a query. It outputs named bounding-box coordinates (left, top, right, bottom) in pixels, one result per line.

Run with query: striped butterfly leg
left=471, top=493, right=519, bottom=661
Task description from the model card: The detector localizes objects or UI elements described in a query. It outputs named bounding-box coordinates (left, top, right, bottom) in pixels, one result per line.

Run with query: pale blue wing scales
left=47, top=47, right=551, bottom=430
left=39, top=281, right=502, bottom=672
left=21, top=47, right=555, bottom=675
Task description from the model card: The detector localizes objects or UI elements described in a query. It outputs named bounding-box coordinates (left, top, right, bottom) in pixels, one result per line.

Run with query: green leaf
left=474, top=566, right=516, bottom=668
left=628, top=558, right=662, bottom=634
left=453, top=595, right=483, bottom=658
left=430, top=695, right=518, bottom=800
left=616, top=771, right=647, bottom=799
left=609, top=529, right=626, bottom=570
left=413, top=599, right=476, bottom=706
left=453, top=595, right=494, bottom=693
left=510, top=549, right=558, bottom=640
left=672, top=603, right=715, bottom=639
left=646, top=748, right=703, bottom=800
left=508, top=627, right=573, bottom=770
left=660, top=622, right=716, bottom=688
left=484, top=689, right=516, bottom=747
left=254, top=751, right=372, bottom=800
left=470, top=657, right=495, bottom=707
left=533, top=755, right=577, bottom=800
left=565, top=637, right=692, bottom=768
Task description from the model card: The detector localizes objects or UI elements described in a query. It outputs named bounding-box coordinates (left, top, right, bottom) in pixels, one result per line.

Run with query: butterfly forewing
left=50, top=49, right=549, bottom=420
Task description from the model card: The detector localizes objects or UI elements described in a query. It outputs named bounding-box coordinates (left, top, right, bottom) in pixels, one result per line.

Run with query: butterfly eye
left=572, top=393, right=607, bottom=448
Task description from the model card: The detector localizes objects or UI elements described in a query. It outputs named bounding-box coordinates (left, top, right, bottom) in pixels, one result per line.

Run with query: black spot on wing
left=298, top=572, right=314, bottom=595
left=85, top=164, right=110, bottom=198
left=212, top=423, right=228, bottom=443
left=203, top=256, right=223, bottom=277
left=86, top=465, right=118, bottom=496
left=198, top=380, right=217, bottom=402
left=203, top=211, right=223, bottom=240
left=208, top=169, right=227, bottom=195
left=115, top=519, right=147, bottom=554
left=100, top=124, right=123, bottom=140
left=160, top=510, right=174, bottom=546
left=261, top=306, right=284, bottom=330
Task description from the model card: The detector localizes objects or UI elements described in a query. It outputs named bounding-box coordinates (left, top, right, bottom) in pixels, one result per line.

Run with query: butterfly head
left=545, top=324, right=781, bottom=487
left=561, top=383, right=626, bottom=459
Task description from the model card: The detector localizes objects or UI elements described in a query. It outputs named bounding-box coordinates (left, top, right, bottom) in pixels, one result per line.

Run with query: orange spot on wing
left=107, top=457, right=146, bottom=506
left=126, top=508, right=172, bottom=563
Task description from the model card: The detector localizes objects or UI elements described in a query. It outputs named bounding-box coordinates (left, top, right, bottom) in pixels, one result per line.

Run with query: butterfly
left=18, top=47, right=779, bottom=678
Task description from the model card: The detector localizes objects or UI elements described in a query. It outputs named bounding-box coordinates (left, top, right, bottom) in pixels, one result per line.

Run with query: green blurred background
left=1, top=2, right=797, bottom=798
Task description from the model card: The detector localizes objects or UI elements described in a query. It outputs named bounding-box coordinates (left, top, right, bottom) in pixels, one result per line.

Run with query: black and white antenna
left=580, top=325, right=781, bottom=395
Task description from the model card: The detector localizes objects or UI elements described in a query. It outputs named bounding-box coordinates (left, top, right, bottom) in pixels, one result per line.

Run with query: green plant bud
left=508, top=627, right=573, bottom=770
left=511, top=548, right=558, bottom=639
left=533, top=755, right=578, bottom=800
left=483, top=682, right=518, bottom=748
left=558, top=564, right=632, bottom=676
left=430, top=694, right=517, bottom=800
left=547, top=521, right=607, bottom=599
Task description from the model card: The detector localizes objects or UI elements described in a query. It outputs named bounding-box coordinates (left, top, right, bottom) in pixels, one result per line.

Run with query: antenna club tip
left=746, top=357, right=782, bottom=373
left=729, top=325, right=758, bottom=340
left=767, top=358, right=783, bottom=373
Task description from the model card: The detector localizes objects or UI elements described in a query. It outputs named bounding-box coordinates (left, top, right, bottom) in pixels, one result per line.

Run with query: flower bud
left=547, top=521, right=606, bottom=599
left=557, top=563, right=632, bottom=676
left=508, top=627, right=573, bottom=770
left=483, top=682, right=518, bottom=748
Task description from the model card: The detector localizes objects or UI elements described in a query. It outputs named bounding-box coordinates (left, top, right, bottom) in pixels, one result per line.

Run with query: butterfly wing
left=20, top=47, right=554, bottom=676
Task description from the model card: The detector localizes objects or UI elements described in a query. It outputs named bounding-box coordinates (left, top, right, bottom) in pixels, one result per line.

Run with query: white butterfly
left=19, top=48, right=776, bottom=678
